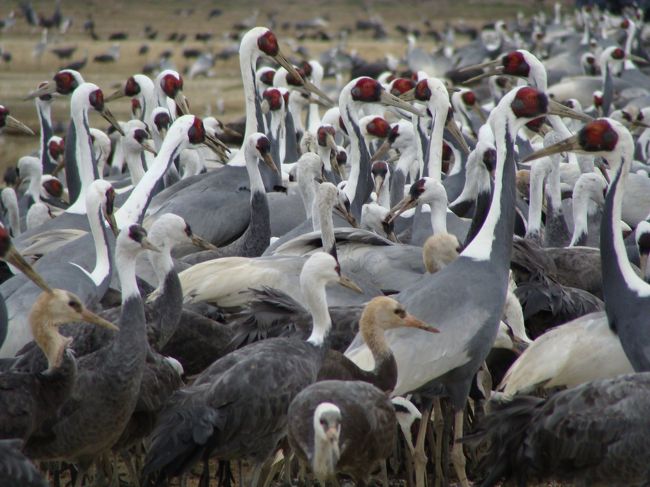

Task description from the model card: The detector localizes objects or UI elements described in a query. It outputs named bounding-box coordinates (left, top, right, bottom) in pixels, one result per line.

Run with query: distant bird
left=62, top=50, right=87, bottom=71
left=93, top=44, right=119, bottom=63
left=50, top=45, right=76, bottom=59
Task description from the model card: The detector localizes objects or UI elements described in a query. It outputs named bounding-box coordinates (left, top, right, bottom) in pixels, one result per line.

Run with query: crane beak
left=330, top=153, right=342, bottom=179
left=460, top=60, right=503, bottom=84
left=370, top=139, right=392, bottom=163
left=325, top=133, right=337, bottom=153
left=80, top=308, right=119, bottom=331
left=334, top=202, right=358, bottom=227
left=373, top=175, right=385, bottom=196
left=158, top=127, right=168, bottom=141
left=5, top=116, right=35, bottom=136
left=104, top=87, right=126, bottom=103
left=175, top=93, right=190, bottom=115
left=402, top=313, right=440, bottom=333
left=191, top=234, right=217, bottom=251
left=596, top=159, right=611, bottom=184
left=140, top=237, right=160, bottom=252
left=547, top=99, right=593, bottom=122
left=398, top=88, right=415, bottom=102
left=24, top=81, right=57, bottom=100
left=522, top=133, right=582, bottom=162
left=221, top=123, right=242, bottom=139
left=385, top=195, right=418, bottom=223
left=338, top=275, right=363, bottom=293
left=379, top=90, right=425, bottom=117
left=204, top=133, right=230, bottom=160
left=446, top=117, right=470, bottom=154
left=630, top=54, right=648, bottom=65
left=261, top=99, right=271, bottom=115
left=5, top=246, right=52, bottom=293
left=274, top=52, right=334, bottom=106
left=139, top=141, right=158, bottom=156
left=510, top=335, right=529, bottom=355
left=99, top=108, right=124, bottom=135
left=104, top=210, right=119, bottom=237
left=52, top=158, right=66, bottom=177
left=261, top=152, right=278, bottom=173
left=471, top=104, right=487, bottom=122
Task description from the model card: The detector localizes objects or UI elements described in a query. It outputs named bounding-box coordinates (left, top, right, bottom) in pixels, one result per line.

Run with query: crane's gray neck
left=284, top=111, right=300, bottom=164
left=37, top=100, right=55, bottom=174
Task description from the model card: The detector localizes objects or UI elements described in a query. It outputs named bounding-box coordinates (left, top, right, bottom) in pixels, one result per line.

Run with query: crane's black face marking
left=154, top=112, right=171, bottom=132
left=388, top=125, right=399, bottom=144
left=482, top=149, right=497, bottom=172
left=338, top=116, right=348, bottom=136
left=89, top=89, right=105, bottom=112
left=0, top=106, right=9, bottom=127
left=578, top=120, right=619, bottom=152
left=495, top=76, right=509, bottom=88
left=390, top=78, right=415, bottom=96
left=260, top=69, right=276, bottom=86
left=184, top=224, right=192, bottom=237
left=525, top=116, right=546, bottom=133
left=612, top=48, right=625, bottom=60
left=125, top=76, right=141, bottom=97
left=258, top=31, right=279, bottom=56
left=336, top=150, right=347, bottom=165
left=133, top=129, right=149, bottom=144
left=394, top=307, right=407, bottom=318
left=586, top=55, right=596, bottom=65
left=263, top=89, right=283, bottom=111
left=442, top=141, right=453, bottom=163
left=161, top=73, right=183, bottom=98
left=638, top=232, right=650, bottom=255
left=43, top=179, right=63, bottom=198
left=37, top=81, right=53, bottom=101
left=461, top=90, right=477, bottom=106
left=286, top=68, right=305, bottom=86
left=414, top=80, right=432, bottom=101
left=188, top=117, right=206, bottom=144
left=317, top=126, right=335, bottom=147
left=105, top=188, right=116, bottom=215
left=371, top=161, right=389, bottom=178
left=409, top=178, right=427, bottom=199
left=351, top=78, right=382, bottom=103
left=0, top=227, right=11, bottom=257
left=300, top=60, right=313, bottom=77
left=511, top=87, right=547, bottom=119
left=366, top=117, right=390, bottom=138
left=256, top=136, right=271, bottom=155
left=128, top=224, right=147, bottom=243
left=54, top=71, right=79, bottom=95
left=502, top=51, right=530, bottom=77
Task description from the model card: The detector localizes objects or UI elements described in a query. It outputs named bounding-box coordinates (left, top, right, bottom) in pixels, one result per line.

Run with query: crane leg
left=414, top=405, right=431, bottom=487
left=380, top=460, right=389, bottom=487
left=283, top=451, right=294, bottom=486
left=451, top=410, right=470, bottom=487
left=432, top=398, right=444, bottom=487
left=120, top=450, right=140, bottom=487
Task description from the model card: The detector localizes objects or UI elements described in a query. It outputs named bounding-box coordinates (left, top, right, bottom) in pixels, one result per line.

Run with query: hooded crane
left=142, top=252, right=361, bottom=487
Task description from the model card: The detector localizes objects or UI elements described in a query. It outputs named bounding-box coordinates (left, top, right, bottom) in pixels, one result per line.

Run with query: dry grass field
left=0, top=0, right=571, bottom=171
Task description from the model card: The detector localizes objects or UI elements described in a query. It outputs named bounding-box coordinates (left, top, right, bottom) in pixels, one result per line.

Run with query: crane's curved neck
left=341, top=99, right=371, bottom=219
left=313, top=197, right=336, bottom=254
left=429, top=197, right=448, bottom=236
left=139, top=80, right=157, bottom=125
left=37, top=100, right=55, bottom=173
left=31, top=316, right=71, bottom=371
left=116, top=137, right=183, bottom=227
left=304, top=275, right=332, bottom=346
left=66, top=105, right=99, bottom=214
left=570, top=188, right=591, bottom=247
left=125, top=148, right=146, bottom=186
left=526, top=159, right=550, bottom=239
left=116, top=244, right=141, bottom=301
left=87, top=200, right=112, bottom=288
left=147, top=237, right=174, bottom=287
left=2, top=189, right=20, bottom=237
left=462, top=113, right=516, bottom=265
left=425, top=107, right=446, bottom=182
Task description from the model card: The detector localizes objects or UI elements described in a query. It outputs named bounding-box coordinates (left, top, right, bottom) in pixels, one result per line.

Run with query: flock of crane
left=2, top=1, right=650, bottom=486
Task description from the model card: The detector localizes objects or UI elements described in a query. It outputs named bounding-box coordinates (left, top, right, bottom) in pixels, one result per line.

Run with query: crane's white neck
left=87, top=202, right=111, bottom=287
left=425, top=108, right=447, bottom=182
left=116, top=243, right=141, bottom=300
left=570, top=185, right=591, bottom=247
left=125, top=147, right=146, bottom=186
left=67, top=105, right=97, bottom=214
left=147, top=233, right=174, bottom=287
left=303, top=273, right=332, bottom=346
left=526, top=157, right=551, bottom=238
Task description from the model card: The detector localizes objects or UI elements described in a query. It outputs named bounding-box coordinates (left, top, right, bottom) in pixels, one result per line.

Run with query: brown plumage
left=317, top=296, right=438, bottom=392
left=0, top=289, right=116, bottom=441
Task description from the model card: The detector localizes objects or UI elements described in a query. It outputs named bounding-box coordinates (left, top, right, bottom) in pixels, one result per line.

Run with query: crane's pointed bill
left=325, top=133, right=337, bottom=152
left=104, top=211, right=119, bottom=237
left=596, top=159, right=611, bottom=184
left=338, top=275, right=363, bottom=293
left=379, top=91, right=425, bottom=117
left=462, top=65, right=505, bottom=84
left=510, top=335, right=529, bottom=355
left=24, top=82, right=57, bottom=100
left=472, top=104, right=487, bottom=122
left=458, top=58, right=501, bottom=73
left=402, top=314, right=440, bottom=333
left=6, top=246, right=52, bottom=293
left=175, top=93, right=190, bottom=115
left=446, top=117, right=470, bottom=154
left=140, top=141, right=158, bottom=156
left=522, top=134, right=581, bottom=162
left=385, top=195, right=417, bottom=223
left=370, top=140, right=391, bottom=163
left=99, top=108, right=124, bottom=135
left=104, top=88, right=126, bottom=102
left=261, top=152, right=278, bottom=173
left=334, top=202, right=358, bottom=228
left=273, top=53, right=334, bottom=106
left=204, top=133, right=230, bottom=159
left=6, top=116, right=35, bottom=136
left=631, top=54, right=649, bottom=65
left=140, top=237, right=160, bottom=252
left=399, top=88, right=415, bottom=102
left=547, top=99, right=593, bottom=122
left=191, top=235, right=217, bottom=251
left=373, top=175, right=385, bottom=197
left=80, top=309, right=119, bottom=331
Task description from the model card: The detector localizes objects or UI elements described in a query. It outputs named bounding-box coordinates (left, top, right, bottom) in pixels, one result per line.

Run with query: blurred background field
left=0, top=0, right=569, bottom=170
